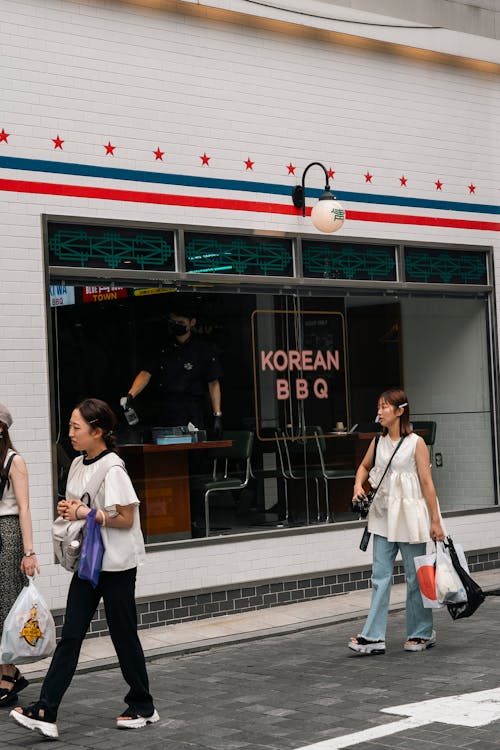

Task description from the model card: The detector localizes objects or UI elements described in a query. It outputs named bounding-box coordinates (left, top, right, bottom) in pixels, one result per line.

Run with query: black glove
left=213, top=414, right=223, bottom=439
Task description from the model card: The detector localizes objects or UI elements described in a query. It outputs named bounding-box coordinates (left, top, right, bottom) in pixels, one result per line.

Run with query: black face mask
left=169, top=321, right=188, bottom=336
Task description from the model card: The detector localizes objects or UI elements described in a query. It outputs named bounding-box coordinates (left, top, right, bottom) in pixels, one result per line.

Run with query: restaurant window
left=47, top=222, right=496, bottom=545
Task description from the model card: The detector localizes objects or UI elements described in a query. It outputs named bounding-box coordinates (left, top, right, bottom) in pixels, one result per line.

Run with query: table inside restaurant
left=120, top=440, right=232, bottom=542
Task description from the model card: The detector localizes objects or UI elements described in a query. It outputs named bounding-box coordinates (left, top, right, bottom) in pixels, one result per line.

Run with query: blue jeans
left=361, top=534, right=433, bottom=641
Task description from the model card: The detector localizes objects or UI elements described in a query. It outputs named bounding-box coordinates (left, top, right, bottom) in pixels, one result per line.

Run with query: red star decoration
left=287, top=163, right=296, bottom=175
left=0, top=128, right=10, bottom=143
left=327, top=167, right=335, bottom=179
left=200, top=152, right=210, bottom=166
left=400, top=176, right=408, bottom=187
left=104, top=141, right=116, bottom=156
left=468, top=183, right=476, bottom=194
left=244, top=157, right=254, bottom=170
left=153, top=147, right=164, bottom=161
left=52, top=135, right=64, bottom=150
left=364, top=172, right=373, bottom=183
left=435, top=179, right=443, bottom=190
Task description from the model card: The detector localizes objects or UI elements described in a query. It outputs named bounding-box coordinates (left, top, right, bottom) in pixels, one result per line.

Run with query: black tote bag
left=445, top=536, right=485, bottom=620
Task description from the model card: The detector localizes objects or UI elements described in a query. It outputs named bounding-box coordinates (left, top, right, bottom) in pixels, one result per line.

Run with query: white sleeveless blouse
left=0, top=450, right=19, bottom=516
left=367, top=432, right=431, bottom=543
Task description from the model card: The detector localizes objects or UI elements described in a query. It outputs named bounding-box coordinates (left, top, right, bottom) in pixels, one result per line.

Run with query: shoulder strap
left=371, top=435, right=405, bottom=501
left=80, top=453, right=125, bottom=506
left=373, top=434, right=381, bottom=465
left=0, top=452, right=17, bottom=500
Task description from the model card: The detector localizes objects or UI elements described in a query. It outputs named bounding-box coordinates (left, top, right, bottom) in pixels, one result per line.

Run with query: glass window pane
left=302, top=240, right=396, bottom=281
left=48, top=222, right=175, bottom=271
left=404, top=247, right=487, bottom=284
left=185, top=232, right=293, bottom=276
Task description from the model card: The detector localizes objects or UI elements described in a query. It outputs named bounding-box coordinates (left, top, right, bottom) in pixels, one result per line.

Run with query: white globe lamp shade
left=311, top=194, right=345, bottom=233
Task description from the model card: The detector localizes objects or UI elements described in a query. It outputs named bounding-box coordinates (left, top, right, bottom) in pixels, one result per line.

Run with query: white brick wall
left=0, top=0, right=498, bottom=607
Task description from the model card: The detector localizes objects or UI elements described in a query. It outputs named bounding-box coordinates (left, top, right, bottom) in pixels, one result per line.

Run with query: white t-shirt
left=66, top=452, right=145, bottom=572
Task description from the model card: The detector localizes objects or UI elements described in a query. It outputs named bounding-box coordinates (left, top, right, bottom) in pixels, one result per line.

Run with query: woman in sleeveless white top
left=368, top=432, right=431, bottom=544
left=0, top=403, right=39, bottom=708
left=348, top=389, right=445, bottom=657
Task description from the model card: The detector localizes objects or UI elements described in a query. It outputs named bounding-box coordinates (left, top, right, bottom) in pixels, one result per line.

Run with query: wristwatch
left=24, top=551, right=36, bottom=557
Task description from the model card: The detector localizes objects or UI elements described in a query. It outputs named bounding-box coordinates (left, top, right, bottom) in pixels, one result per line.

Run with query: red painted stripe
left=0, top=178, right=296, bottom=214
left=348, top=209, right=500, bottom=232
left=0, top=178, right=499, bottom=232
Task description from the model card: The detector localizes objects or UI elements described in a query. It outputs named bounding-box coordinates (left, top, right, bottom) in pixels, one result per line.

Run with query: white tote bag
left=414, top=547, right=443, bottom=609
left=435, top=542, right=467, bottom=605
left=0, top=577, right=56, bottom=664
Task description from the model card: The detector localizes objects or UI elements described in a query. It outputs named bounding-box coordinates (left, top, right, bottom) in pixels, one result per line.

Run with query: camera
left=351, top=490, right=375, bottom=519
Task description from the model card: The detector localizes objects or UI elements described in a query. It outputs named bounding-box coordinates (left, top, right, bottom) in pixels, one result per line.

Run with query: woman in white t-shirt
left=348, top=388, right=445, bottom=657
left=11, top=399, right=158, bottom=739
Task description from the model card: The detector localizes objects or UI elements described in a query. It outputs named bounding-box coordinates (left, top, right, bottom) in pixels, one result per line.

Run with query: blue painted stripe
left=0, top=155, right=498, bottom=216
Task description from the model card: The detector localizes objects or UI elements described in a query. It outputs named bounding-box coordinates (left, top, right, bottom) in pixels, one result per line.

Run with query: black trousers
left=39, top=568, right=154, bottom=718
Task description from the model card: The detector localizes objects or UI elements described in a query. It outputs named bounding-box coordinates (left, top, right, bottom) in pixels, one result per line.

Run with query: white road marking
left=295, top=717, right=429, bottom=749
left=296, top=687, right=500, bottom=749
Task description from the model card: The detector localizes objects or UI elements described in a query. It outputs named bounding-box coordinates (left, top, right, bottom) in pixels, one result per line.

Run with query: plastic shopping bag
left=414, top=547, right=443, bottom=609
left=0, top=577, right=56, bottom=664
left=435, top=542, right=467, bottom=605
left=78, top=509, right=104, bottom=588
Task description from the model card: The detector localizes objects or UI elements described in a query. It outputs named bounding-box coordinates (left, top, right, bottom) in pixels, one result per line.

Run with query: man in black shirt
left=122, top=311, right=223, bottom=435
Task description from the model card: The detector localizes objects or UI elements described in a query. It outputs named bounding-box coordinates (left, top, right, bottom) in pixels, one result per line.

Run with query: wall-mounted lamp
left=292, top=162, right=345, bottom=233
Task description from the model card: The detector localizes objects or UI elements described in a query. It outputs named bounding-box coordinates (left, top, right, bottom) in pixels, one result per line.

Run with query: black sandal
left=0, top=669, right=29, bottom=706
left=9, top=701, right=58, bottom=739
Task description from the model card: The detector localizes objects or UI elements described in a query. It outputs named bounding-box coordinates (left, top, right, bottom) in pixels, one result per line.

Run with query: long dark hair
left=75, top=398, right=118, bottom=453
left=0, top=421, right=15, bottom=472
left=379, top=388, right=411, bottom=437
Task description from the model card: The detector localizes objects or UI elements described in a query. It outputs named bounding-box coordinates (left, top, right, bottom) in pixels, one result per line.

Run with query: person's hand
left=430, top=520, right=446, bottom=542
left=352, top=484, right=365, bottom=504
left=57, top=499, right=88, bottom=521
left=213, top=414, right=223, bottom=439
left=20, top=553, right=39, bottom=576
left=57, top=499, right=69, bottom=517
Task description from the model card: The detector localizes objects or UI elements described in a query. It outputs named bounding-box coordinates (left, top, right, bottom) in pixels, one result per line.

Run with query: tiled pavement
left=1, top=568, right=500, bottom=749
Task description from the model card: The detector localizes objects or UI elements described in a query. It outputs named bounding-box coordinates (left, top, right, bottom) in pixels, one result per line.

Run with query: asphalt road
left=2, top=595, right=500, bottom=749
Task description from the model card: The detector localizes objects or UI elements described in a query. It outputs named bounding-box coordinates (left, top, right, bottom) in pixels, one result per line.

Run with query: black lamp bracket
left=292, top=162, right=331, bottom=217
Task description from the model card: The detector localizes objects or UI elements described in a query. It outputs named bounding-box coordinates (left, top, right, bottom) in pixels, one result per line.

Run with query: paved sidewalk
left=22, top=568, right=500, bottom=681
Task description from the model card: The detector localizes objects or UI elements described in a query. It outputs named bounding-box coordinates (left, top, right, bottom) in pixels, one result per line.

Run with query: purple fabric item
left=78, top=509, right=104, bottom=588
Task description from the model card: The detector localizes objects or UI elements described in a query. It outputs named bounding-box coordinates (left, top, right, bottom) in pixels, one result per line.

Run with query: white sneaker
left=404, top=630, right=436, bottom=652
left=348, top=635, right=386, bottom=655
left=10, top=708, right=59, bottom=739
left=116, top=708, right=160, bottom=729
